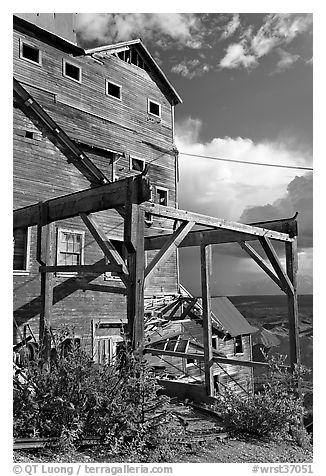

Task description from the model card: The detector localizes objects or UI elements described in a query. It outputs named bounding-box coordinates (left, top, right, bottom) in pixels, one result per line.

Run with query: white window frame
left=130, top=156, right=146, bottom=173
left=13, top=227, right=31, bottom=275
left=147, top=99, right=161, bottom=118
left=56, top=228, right=85, bottom=275
left=62, top=59, right=82, bottom=83
left=19, top=39, right=42, bottom=66
left=105, top=79, right=122, bottom=100
left=156, top=186, right=169, bottom=206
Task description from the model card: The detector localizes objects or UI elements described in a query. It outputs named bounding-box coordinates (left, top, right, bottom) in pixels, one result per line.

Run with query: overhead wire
left=179, top=151, right=313, bottom=171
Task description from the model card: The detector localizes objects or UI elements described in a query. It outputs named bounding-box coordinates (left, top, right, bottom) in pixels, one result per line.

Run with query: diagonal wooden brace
left=259, top=236, right=294, bottom=296
left=239, top=241, right=285, bottom=292
left=145, top=221, right=195, bottom=280
left=80, top=213, right=129, bottom=286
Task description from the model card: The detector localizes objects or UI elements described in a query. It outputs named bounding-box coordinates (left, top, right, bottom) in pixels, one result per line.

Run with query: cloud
left=219, top=13, right=312, bottom=71
left=176, top=120, right=312, bottom=295
left=76, top=13, right=203, bottom=49
left=175, top=117, right=312, bottom=222
left=239, top=173, right=313, bottom=249
left=219, top=42, right=257, bottom=70
left=220, top=14, right=241, bottom=40
left=273, top=49, right=300, bottom=73
left=171, top=59, right=210, bottom=79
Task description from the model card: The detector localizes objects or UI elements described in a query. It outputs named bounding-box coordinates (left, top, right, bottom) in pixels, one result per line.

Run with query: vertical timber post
left=124, top=177, right=145, bottom=352
left=200, top=241, right=214, bottom=397
left=37, top=203, right=55, bottom=369
left=285, top=238, right=302, bottom=396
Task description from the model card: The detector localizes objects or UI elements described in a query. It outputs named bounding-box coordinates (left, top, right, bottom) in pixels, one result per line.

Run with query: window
left=186, top=358, right=195, bottom=367
left=212, top=336, right=218, bottom=350
left=130, top=156, right=145, bottom=173
left=148, top=99, right=161, bottom=118
left=234, top=335, right=243, bottom=354
left=156, top=187, right=168, bottom=206
left=63, top=60, right=81, bottom=82
left=20, top=41, right=41, bottom=65
left=25, top=131, right=34, bottom=139
left=106, top=80, right=122, bottom=99
left=13, top=228, right=29, bottom=271
left=56, top=229, right=84, bottom=267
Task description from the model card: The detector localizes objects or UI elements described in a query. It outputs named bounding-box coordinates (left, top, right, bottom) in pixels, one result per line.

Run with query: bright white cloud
left=220, top=14, right=241, bottom=40
left=219, top=13, right=312, bottom=71
left=219, top=42, right=257, bottom=70
left=175, top=117, right=311, bottom=221
left=76, top=13, right=202, bottom=48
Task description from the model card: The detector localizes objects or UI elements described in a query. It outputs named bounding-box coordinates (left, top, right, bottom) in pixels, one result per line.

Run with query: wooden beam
left=285, top=238, right=301, bottom=377
left=145, top=216, right=297, bottom=250
left=79, top=213, right=129, bottom=286
left=144, top=348, right=290, bottom=370
left=145, top=221, right=195, bottom=279
left=14, top=175, right=151, bottom=229
left=142, top=202, right=295, bottom=242
left=14, top=77, right=109, bottom=186
left=38, top=206, right=55, bottom=369
left=259, top=237, right=294, bottom=296
left=39, top=263, right=122, bottom=274
left=124, top=182, right=145, bottom=350
left=239, top=241, right=285, bottom=292
left=200, top=243, right=214, bottom=397
left=179, top=298, right=197, bottom=320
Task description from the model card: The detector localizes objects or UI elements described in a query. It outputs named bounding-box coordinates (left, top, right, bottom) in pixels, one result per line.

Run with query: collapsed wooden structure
left=14, top=174, right=300, bottom=396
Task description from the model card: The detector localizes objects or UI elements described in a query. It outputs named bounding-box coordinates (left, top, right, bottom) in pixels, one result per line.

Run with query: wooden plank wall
left=13, top=28, right=179, bottom=346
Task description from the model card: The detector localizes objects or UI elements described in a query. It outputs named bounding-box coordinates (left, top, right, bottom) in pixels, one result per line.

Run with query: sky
left=75, top=12, right=313, bottom=296
left=77, top=13, right=313, bottom=295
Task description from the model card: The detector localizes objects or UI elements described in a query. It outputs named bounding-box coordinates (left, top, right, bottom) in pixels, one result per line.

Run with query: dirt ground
left=14, top=436, right=312, bottom=464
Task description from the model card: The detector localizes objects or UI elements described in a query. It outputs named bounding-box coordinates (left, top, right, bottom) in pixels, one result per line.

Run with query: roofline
left=13, top=15, right=84, bottom=56
left=86, top=39, right=182, bottom=105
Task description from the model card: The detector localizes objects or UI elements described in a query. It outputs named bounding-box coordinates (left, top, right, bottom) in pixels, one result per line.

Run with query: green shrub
left=214, top=357, right=309, bottom=441
left=13, top=333, right=183, bottom=460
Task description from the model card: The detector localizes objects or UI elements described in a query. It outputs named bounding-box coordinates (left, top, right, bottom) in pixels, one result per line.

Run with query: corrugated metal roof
left=211, top=297, right=257, bottom=337
left=251, top=327, right=280, bottom=347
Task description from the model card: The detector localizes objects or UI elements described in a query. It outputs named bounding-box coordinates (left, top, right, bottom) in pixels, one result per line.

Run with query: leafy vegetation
left=213, top=356, right=312, bottom=447
left=13, top=329, right=184, bottom=461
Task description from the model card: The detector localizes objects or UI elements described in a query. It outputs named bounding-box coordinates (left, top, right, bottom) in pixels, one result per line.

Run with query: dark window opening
left=64, top=62, right=81, bottom=82
left=21, top=43, right=40, bottom=64
left=212, top=336, right=218, bottom=350
left=130, top=157, right=145, bottom=172
left=156, top=187, right=168, bottom=206
left=235, top=335, right=243, bottom=354
left=106, top=80, right=121, bottom=99
left=145, top=212, right=153, bottom=226
left=117, top=49, right=146, bottom=70
left=148, top=100, right=161, bottom=117
left=186, top=358, right=195, bottom=366
left=13, top=228, right=28, bottom=270
left=25, top=131, right=34, bottom=139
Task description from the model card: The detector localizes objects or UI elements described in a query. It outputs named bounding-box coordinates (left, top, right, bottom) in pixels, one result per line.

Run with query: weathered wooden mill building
left=13, top=13, right=301, bottom=399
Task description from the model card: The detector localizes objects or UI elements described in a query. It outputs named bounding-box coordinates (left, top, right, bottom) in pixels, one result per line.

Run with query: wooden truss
left=141, top=203, right=300, bottom=397
left=14, top=183, right=300, bottom=395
